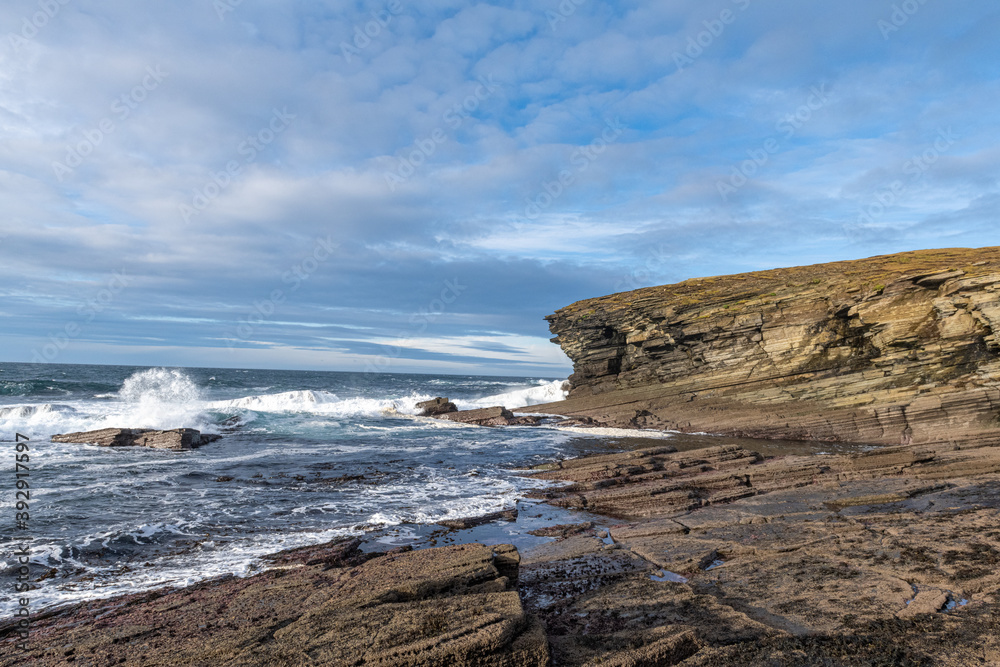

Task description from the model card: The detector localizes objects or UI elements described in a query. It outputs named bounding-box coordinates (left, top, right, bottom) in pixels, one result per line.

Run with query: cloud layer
left=2, top=0, right=999, bottom=375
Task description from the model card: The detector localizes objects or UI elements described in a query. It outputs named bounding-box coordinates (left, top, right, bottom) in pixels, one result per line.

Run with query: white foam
left=208, top=390, right=437, bottom=418
left=455, top=379, right=568, bottom=410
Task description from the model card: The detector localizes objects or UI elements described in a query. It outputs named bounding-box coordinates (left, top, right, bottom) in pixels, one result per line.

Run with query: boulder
left=51, top=428, right=221, bottom=451
left=416, top=396, right=458, bottom=416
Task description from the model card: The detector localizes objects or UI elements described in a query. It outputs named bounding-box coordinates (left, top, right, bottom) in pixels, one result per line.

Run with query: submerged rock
left=51, top=428, right=220, bottom=451
left=533, top=247, right=1000, bottom=447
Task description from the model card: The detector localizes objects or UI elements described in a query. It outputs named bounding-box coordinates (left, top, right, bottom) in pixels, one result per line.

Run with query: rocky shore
left=5, top=248, right=1000, bottom=664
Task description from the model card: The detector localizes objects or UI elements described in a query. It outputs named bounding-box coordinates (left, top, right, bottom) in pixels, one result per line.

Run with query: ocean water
left=0, top=362, right=668, bottom=615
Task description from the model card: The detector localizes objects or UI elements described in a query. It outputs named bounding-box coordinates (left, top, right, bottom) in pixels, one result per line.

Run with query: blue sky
left=1, top=0, right=998, bottom=376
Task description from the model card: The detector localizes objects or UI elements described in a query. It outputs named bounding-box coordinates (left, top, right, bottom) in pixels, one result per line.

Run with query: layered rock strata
left=51, top=428, right=221, bottom=451
left=532, top=247, right=1000, bottom=446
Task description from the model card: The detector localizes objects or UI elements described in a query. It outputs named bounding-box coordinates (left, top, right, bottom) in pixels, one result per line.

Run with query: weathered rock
left=439, top=406, right=517, bottom=426
left=0, top=542, right=549, bottom=667
left=51, top=428, right=221, bottom=451
left=530, top=247, right=1000, bottom=447
left=416, top=396, right=458, bottom=416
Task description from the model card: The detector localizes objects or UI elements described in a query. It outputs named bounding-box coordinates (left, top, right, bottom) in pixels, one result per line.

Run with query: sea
left=0, top=362, right=677, bottom=616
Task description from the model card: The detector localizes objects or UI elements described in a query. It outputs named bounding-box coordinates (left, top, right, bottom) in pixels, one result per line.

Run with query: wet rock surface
left=51, top=428, right=221, bottom=450
left=533, top=247, right=1000, bottom=449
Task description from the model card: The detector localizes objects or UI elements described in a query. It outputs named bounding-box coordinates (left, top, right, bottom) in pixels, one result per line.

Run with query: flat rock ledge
left=0, top=542, right=548, bottom=667
left=51, top=428, right=221, bottom=451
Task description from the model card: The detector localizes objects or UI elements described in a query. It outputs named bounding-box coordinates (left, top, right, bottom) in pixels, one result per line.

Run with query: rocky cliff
left=532, top=247, right=1000, bottom=446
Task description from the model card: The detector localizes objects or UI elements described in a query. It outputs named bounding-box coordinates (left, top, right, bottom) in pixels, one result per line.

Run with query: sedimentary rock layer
left=532, top=247, right=1000, bottom=446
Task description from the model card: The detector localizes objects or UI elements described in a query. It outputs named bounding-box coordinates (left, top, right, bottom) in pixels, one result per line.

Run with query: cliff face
left=536, top=247, right=1000, bottom=446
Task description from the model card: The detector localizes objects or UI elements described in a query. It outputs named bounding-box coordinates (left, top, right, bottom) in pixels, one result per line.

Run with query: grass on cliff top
left=556, top=247, right=1000, bottom=317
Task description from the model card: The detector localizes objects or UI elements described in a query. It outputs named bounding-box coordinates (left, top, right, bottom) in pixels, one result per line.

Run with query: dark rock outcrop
left=416, top=397, right=458, bottom=416
left=530, top=247, right=1000, bottom=446
left=51, top=428, right=221, bottom=451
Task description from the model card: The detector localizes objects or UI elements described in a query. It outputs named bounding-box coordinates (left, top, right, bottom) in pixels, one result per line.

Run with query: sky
left=1, top=0, right=998, bottom=376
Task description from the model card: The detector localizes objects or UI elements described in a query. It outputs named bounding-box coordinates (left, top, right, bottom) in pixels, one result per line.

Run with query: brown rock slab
left=51, top=428, right=220, bottom=451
